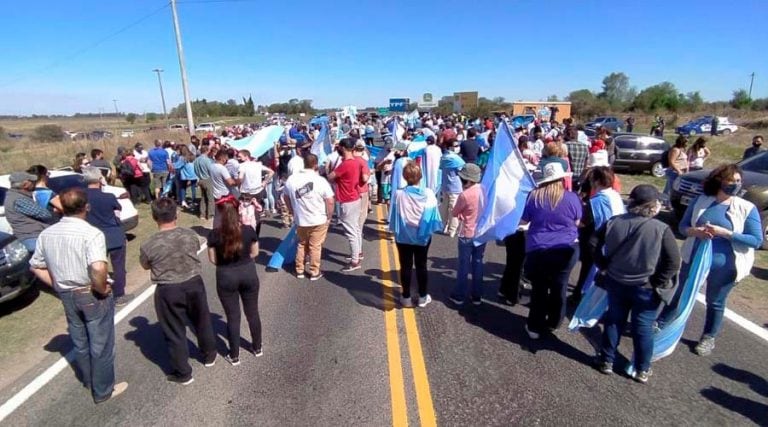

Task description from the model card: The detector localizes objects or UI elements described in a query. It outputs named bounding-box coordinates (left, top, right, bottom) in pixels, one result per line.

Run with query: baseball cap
left=628, top=184, right=661, bottom=208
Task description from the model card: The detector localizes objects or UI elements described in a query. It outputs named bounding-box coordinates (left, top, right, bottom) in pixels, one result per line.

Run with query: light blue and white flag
left=311, top=122, right=333, bottom=166
left=267, top=224, right=299, bottom=271
left=229, top=125, right=285, bottom=159
left=388, top=186, right=442, bottom=245
left=626, top=239, right=712, bottom=375
left=474, top=121, right=536, bottom=244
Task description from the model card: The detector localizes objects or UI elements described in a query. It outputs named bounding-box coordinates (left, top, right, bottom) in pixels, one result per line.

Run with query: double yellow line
left=376, top=205, right=437, bottom=427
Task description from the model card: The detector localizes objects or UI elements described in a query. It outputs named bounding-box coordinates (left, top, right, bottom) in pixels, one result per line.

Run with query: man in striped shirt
left=30, top=187, right=128, bottom=404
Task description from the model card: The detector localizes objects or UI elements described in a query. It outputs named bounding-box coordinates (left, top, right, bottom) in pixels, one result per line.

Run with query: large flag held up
left=228, top=125, right=285, bottom=159
left=311, top=122, right=333, bottom=166
left=474, top=121, right=537, bottom=244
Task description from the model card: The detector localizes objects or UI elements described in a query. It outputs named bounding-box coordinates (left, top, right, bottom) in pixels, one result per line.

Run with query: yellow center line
left=376, top=205, right=408, bottom=427
left=389, top=237, right=438, bottom=427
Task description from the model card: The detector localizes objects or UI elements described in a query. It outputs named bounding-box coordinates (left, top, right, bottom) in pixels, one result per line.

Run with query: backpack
left=660, top=148, right=670, bottom=168
left=119, top=159, right=135, bottom=178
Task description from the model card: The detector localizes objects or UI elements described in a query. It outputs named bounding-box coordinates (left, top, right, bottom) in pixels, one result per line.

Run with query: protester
left=119, top=149, right=146, bottom=204
left=687, top=137, right=711, bottom=171
left=520, top=163, right=581, bottom=339
left=328, top=138, right=368, bottom=271
left=29, top=187, right=128, bottom=403
left=149, top=140, right=172, bottom=200
left=140, top=198, right=217, bottom=385
left=459, top=128, right=481, bottom=164
left=592, top=185, right=680, bottom=383
left=625, top=115, right=635, bottom=133
left=353, top=140, right=372, bottom=249
left=449, top=163, right=485, bottom=306
left=659, top=164, right=762, bottom=356
left=390, top=162, right=443, bottom=308
left=424, top=136, right=442, bottom=194
left=176, top=145, right=198, bottom=209
left=90, top=149, right=113, bottom=183
left=742, top=135, right=764, bottom=160
left=283, top=154, right=335, bottom=280
left=4, top=171, right=53, bottom=251
left=664, top=135, right=689, bottom=202
left=207, top=196, right=262, bottom=365
left=565, top=127, right=589, bottom=189
left=538, top=141, right=568, bottom=173
left=82, top=167, right=131, bottom=306
left=73, top=152, right=89, bottom=173
left=27, top=164, right=62, bottom=213
left=238, top=148, right=274, bottom=210
left=439, top=139, right=465, bottom=236
left=133, top=143, right=153, bottom=202
left=210, top=150, right=239, bottom=226
left=193, top=145, right=215, bottom=220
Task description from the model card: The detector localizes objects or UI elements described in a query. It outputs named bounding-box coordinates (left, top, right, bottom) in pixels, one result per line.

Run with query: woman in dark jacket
left=591, top=185, right=681, bottom=384
left=207, top=196, right=262, bottom=365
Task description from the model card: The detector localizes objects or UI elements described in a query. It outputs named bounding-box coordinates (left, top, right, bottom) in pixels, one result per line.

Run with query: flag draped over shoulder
left=568, top=189, right=626, bottom=331
left=388, top=186, right=442, bottom=244
left=473, top=121, right=536, bottom=244
left=267, top=224, right=299, bottom=271
left=311, top=122, right=333, bottom=166
left=229, top=125, right=285, bottom=159
left=626, top=239, right=713, bottom=375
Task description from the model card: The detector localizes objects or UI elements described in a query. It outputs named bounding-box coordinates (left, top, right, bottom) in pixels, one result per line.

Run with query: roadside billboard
left=389, top=98, right=409, bottom=112
left=417, top=92, right=438, bottom=109
left=453, top=91, right=479, bottom=113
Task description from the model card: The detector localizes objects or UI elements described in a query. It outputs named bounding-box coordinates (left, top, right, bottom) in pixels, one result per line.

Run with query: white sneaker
left=525, top=324, right=540, bottom=340
left=417, top=294, right=432, bottom=308
left=401, top=297, right=414, bottom=308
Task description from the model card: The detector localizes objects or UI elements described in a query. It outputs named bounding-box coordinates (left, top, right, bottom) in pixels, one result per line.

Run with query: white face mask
left=451, top=147, right=460, bottom=153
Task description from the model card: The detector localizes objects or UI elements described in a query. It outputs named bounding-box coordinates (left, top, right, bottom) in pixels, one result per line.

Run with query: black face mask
left=754, top=142, right=762, bottom=148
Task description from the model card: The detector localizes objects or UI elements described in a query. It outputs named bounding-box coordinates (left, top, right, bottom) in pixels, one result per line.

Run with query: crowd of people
left=5, top=110, right=765, bottom=403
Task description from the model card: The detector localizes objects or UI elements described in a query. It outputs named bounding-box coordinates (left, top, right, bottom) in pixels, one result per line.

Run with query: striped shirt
left=29, top=217, right=107, bottom=292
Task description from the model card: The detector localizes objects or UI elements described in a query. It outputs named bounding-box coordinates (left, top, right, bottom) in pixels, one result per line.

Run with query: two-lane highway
left=2, top=207, right=767, bottom=426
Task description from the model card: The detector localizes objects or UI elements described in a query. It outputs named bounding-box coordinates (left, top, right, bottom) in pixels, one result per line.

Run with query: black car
left=670, top=151, right=768, bottom=249
left=610, top=133, right=669, bottom=177
left=0, top=231, right=34, bottom=304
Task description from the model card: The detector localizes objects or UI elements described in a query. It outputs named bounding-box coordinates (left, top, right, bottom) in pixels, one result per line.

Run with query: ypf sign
left=389, top=98, right=409, bottom=112
left=418, top=92, right=438, bottom=109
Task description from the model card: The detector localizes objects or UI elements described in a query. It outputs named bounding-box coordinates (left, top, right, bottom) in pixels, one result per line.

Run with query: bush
left=32, top=124, right=65, bottom=142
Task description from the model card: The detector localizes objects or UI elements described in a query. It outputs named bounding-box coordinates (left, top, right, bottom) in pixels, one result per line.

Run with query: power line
left=0, top=3, right=170, bottom=88
left=176, top=0, right=260, bottom=3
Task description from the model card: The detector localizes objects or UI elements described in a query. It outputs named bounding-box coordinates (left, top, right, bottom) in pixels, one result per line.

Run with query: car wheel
left=721, top=129, right=732, bottom=136
left=650, top=162, right=665, bottom=178
left=761, top=211, right=768, bottom=250
left=689, top=129, right=697, bottom=136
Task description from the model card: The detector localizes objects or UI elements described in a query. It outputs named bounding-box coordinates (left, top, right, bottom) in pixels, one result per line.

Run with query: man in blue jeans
left=448, top=164, right=485, bottom=306
left=30, top=187, right=128, bottom=403
left=148, top=139, right=172, bottom=200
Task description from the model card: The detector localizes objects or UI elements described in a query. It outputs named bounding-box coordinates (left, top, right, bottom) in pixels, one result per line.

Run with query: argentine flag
left=474, top=121, right=536, bottom=244
left=311, top=122, right=333, bottom=166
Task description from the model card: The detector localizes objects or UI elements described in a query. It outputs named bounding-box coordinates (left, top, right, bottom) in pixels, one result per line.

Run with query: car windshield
left=593, top=117, right=606, bottom=122
left=740, top=152, right=768, bottom=174
left=48, top=175, right=87, bottom=193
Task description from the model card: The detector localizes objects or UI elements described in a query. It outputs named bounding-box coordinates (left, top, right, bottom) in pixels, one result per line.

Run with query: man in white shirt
left=238, top=149, right=274, bottom=199
left=287, top=145, right=305, bottom=177
left=283, top=153, right=335, bottom=280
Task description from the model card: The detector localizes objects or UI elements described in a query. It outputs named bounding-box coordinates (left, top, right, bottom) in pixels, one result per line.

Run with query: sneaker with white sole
left=449, top=296, right=464, bottom=306
left=342, top=262, right=362, bottom=272
left=95, top=381, right=129, bottom=403
left=694, top=336, right=716, bottom=356
left=525, top=324, right=540, bottom=340
left=633, top=368, right=653, bottom=384
left=224, top=355, right=240, bottom=366
left=253, top=347, right=263, bottom=357
left=401, top=297, right=415, bottom=308
left=418, top=294, right=432, bottom=308
left=203, top=355, right=217, bottom=367
left=296, top=272, right=306, bottom=279
left=167, top=375, right=194, bottom=386
left=310, top=273, right=323, bottom=281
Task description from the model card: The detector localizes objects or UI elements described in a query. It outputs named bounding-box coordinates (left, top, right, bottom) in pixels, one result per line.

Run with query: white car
left=195, top=123, right=218, bottom=133
left=170, top=124, right=186, bottom=131
left=0, top=170, right=139, bottom=235
left=120, top=129, right=135, bottom=138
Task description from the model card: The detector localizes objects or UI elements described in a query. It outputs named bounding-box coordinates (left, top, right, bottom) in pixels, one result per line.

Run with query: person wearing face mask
left=742, top=135, right=764, bottom=160
left=658, top=164, right=762, bottom=357
left=591, top=185, right=680, bottom=383
left=439, top=139, right=465, bottom=237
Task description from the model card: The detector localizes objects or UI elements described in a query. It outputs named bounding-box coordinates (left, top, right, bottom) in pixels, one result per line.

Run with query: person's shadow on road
left=123, top=316, right=173, bottom=375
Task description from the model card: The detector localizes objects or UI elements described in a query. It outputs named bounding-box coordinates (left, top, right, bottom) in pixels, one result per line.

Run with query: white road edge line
left=0, top=243, right=208, bottom=423
left=695, top=293, right=768, bottom=342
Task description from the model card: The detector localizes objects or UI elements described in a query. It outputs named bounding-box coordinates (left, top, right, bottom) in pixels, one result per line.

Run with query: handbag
left=594, top=218, right=652, bottom=288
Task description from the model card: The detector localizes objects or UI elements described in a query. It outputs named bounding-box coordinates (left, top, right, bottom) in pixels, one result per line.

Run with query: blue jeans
left=663, top=169, right=678, bottom=198
left=21, top=238, right=36, bottom=252
left=59, top=290, right=116, bottom=402
left=702, top=266, right=736, bottom=338
left=601, top=282, right=660, bottom=372
left=178, top=179, right=197, bottom=204
left=451, top=238, right=486, bottom=301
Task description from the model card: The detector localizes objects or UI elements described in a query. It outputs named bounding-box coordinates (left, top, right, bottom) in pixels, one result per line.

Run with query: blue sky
left=1, top=0, right=766, bottom=115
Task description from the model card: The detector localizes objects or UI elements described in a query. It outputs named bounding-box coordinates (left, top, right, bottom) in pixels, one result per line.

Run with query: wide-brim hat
left=588, top=151, right=610, bottom=168
left=537, top=162, right=570, bottom=185
left=458, top=163, right=482, bottom=183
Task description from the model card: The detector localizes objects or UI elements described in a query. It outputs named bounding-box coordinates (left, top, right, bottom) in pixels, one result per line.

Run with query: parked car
left=0, top=170, right=139, bottom=235
left=87, top=130, right=113, bottom=140
left=585, top=116, right=622, bottom=132
left=0, top=231, right=34, bottom=304
left=195, top=123, right=217, bottom=133
left=675, top=116, right=738, bottom=136
left=169, top=124, right=186, bottom=131
left=120, top=129, right=135, bottom=138
left=610, top=133, right=669, bottom=177
left=670, top=151, right=768, bottom=249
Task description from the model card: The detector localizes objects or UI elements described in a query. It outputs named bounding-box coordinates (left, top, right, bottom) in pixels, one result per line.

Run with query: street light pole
left=152, top=68, right=169, bottom=128
left=112, top=99, right=119, bottom=115
left=170, top=0, right=195, bottom=137
left=748, top=72, right=755, bottom=100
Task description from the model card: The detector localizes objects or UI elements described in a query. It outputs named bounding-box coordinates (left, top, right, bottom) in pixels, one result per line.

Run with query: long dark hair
left=216, top=200, right=242, bottom=261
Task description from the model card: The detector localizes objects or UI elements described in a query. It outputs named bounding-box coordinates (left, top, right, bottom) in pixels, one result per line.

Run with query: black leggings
left=396, top=241, right=431, bottom=299
left=216, top=262, right=262, bottom=358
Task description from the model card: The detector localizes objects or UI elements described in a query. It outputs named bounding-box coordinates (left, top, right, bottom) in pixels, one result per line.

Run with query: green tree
left=684, top=91, right=704, bottom=112
left=599, top=72, right=633, bottom=110
left=631, top=82, right=680, bottom=112
left=730, top=89, right=752, bottom=109
left=567, top=89, right=608, bottom=118
left=32, top=124, right=65, bottom=142
left=146, top=112, right=158, bottom=123
left=547, top=94, right=559, bottom=102
left=126, top=113, right=137, bottom=124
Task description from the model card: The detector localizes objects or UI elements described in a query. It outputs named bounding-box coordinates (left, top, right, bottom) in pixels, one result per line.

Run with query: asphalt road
left=2, top=205, right=767, bottom=426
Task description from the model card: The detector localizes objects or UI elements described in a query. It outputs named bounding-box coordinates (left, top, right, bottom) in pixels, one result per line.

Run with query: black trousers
left=396, top=241, right=431, bottom=298
left=500, top=231, right=525, bottom=303
left=525, top=245, right=579, bottom=334
left=139, top=173, right=153, bottom=202
left=575, top=226, right=594, bottom=297
left=154, top=276, right=217, bottom=380
left=216, top=263, right=262, bottom=358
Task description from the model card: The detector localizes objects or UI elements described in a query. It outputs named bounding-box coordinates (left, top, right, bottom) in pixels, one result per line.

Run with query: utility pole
left=170, top=0, right=195, bottom=136
left=748, top=72, right=755, bottom=100
left=152, top=68, right=169, bottom=128
left=112, top=99, right=119, bottom=116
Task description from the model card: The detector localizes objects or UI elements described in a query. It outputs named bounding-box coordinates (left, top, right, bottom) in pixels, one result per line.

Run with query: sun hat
left=9, top=171, right=37, bottom=184
left=537, top=162, right=570, bottom=185
left=458, top=163, right=482, bottom=183
left=628, top=184, right=661, bottom=208
left=588, top=151, right=610, bottom=168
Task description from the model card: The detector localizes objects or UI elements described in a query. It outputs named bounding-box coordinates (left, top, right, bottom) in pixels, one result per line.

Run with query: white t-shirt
left=283, top=170, right=334, bottom=227
left=238, top=160, right=263, bottom=194
left=134, top=150, right=150, bottom=173
left=287, top=155, right=304, bottom=177
left=209, top=163, right=233, bottom=200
